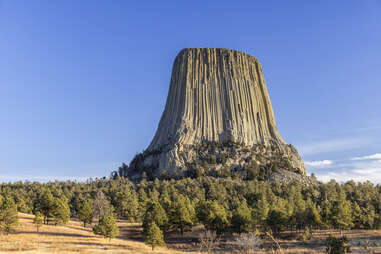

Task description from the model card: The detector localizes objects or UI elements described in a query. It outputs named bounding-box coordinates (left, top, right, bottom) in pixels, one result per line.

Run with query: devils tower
left=128, top=48, right=306, bottom=180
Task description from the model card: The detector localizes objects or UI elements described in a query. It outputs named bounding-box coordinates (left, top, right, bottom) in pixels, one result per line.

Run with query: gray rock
left=130, top=48, right=306, bottom=179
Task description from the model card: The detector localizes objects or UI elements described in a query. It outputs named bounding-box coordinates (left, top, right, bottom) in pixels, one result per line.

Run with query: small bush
left=235, top=233, right=261, bottom=254
left=301, top=226, right=312, bottom=242
left=199, top=230, right=220, bottom=254
left=326, top=235, right=351, bottom=254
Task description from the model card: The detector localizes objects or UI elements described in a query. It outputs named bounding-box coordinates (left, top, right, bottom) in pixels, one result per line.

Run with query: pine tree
left=143, top=202, right=168, bottom=233
left=14, top=194, right=29, bottom=213
left=266, top=209, right=287, bottom=235
left=38, top=188, right=54, bottom=224
left=33, top=211, right=43, bottom=232
left=144, top=221, right=165, bottom=250
left=291, top=185, right=306, bottom=230
left=196, top=200, right=228, bottom=236
left=138, top=188, right=149, bottom=218
left=52, top=197, right=70, bottom=225
left=363, top=205, right=375, bottom=229
left=169, top=195, right=195, bottom=235
left=330, top=191, right=353, bottom=235
left=305, top=198, right=322, bottom=230
left=93, top=212, right=119, bottom=241
left=116, top=185, right=139, bottom=222
left=71, top=191, right=84, bottom=217
left=78, top=200, right=93, bottom=227
left=252, top=193, right=269, bottom=226
left=117, top=163, right=129, bottom=177
left=0, top=197, right=19, bottom=233
left=231, top=200, right=253, bottom=234
left=320, top=199, right=332, bottom=229
left=352, top=202, right=365, bottom=229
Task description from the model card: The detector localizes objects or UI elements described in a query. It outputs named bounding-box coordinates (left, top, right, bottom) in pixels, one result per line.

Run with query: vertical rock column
left=136, top=48, right=305, bottom=176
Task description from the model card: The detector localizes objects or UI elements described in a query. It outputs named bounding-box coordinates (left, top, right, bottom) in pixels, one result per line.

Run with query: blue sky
left=0, top=1, right=380, bottom=183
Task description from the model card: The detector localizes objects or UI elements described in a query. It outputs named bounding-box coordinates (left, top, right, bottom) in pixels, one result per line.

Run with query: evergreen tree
left=0, top=197, right=19, bottom=233
left=14, top=195, right=29, bottom=213
left=320, top=199, right=332, bottom=229
left=116, top=185, right=139, bottom=222
left=266, top=209, right=287, bottom=235
left=93, top=212, right=120, bottom=240
left=3, top=169, right=381, bottom=237
left=231, top=200, right=253, bottom=234
left=252, top=193, right=269, bottom=226
left=138, top=188, right=150, bottom=218
left=52, top=197, right=70, bottom=225
left=351, top=202, right=365, bottom=229
left=38, top=188, right=54, bottom=224
left=363, top=205, right=375, bottom=229
left=70, top=191, right=84, bottom=217
left=305, top=198, right=322, bottom=230
left=144, top=221, right=165, bottom=250
left=326, top=235, right=351, bottom=254
left=33, top=211, right=43, bottom=232
left=143, top=202, right=169, bottom=233
left=78, top=200, right=93, bottom=227
left=118, top=163, right=129, bottom=177
left=168, top=195, right=195, bottom=235
left=330, top=191, right=353, bottom=234
left=291, top=185, right=306, bottom=230
left=196, top=200, right=229, bottom=236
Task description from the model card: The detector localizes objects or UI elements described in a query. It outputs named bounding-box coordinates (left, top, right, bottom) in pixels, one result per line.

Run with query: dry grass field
left=0, top=213, right=188, bottom=254
left=2, top=213, right=381, bottom=253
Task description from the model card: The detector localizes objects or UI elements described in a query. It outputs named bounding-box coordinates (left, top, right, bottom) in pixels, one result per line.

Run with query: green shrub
left=326, top=235, right=351, bottom=254
left=93, top=213, right=119, bottom=240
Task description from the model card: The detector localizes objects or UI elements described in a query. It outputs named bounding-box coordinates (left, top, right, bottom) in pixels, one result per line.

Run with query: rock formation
left=128, top=48, right=306, bottom=180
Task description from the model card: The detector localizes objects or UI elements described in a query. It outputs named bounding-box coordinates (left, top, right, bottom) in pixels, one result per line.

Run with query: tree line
left=1, top=176, right=381, bottom=249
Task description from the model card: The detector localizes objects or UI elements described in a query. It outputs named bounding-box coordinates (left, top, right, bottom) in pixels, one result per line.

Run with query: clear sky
left=0, top=1, right=380, bottom=183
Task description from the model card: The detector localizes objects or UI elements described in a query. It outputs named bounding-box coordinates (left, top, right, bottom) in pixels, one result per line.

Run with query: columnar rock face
left=129, top=48, right=306, bottom=179
left=149, top=48, right=284, bottom=149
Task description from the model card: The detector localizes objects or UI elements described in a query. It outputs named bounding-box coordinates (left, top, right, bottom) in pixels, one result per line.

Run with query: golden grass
left=0, top=213, right=188, bottom=254
left=2, top=214, right=381, bottom=253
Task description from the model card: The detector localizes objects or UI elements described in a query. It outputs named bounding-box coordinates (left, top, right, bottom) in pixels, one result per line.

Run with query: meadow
left=2, top=213, right=381, bottom=253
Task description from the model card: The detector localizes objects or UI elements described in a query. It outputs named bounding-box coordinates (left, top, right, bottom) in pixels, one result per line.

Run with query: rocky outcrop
left=266, top=169, right=318, bottom=186
left=128, top=48, right=306, bottom=179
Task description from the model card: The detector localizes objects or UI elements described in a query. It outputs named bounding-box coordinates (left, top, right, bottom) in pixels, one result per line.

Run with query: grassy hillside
left=0, top=213, right=187, bottom=254
left=3, top=213, right=381, bottom=253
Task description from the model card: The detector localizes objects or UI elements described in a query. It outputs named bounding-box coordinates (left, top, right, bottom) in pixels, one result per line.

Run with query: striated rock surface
left=128, top=48, right=306, bottom=180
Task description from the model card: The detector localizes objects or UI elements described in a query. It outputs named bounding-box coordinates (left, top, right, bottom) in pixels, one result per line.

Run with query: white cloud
left=298, top=138, right=370, bottom=156
left=351, top=153, right=381, bottom=161
left=312, top=158, right=381, bottom=183
left=350, top=159, right=381, bottom=174
left=315, top=171, right=380, bottom=183
left=305, top=160, right=333, bottom=167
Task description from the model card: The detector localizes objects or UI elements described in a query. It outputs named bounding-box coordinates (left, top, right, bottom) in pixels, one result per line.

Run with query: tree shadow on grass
left=117, top=224, right=143, bottom=242
left=46, top=241, right=135, bottom=250
left=14, top=231, right=93, bottom=238
left=64, top=224, right=93, bottom=233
